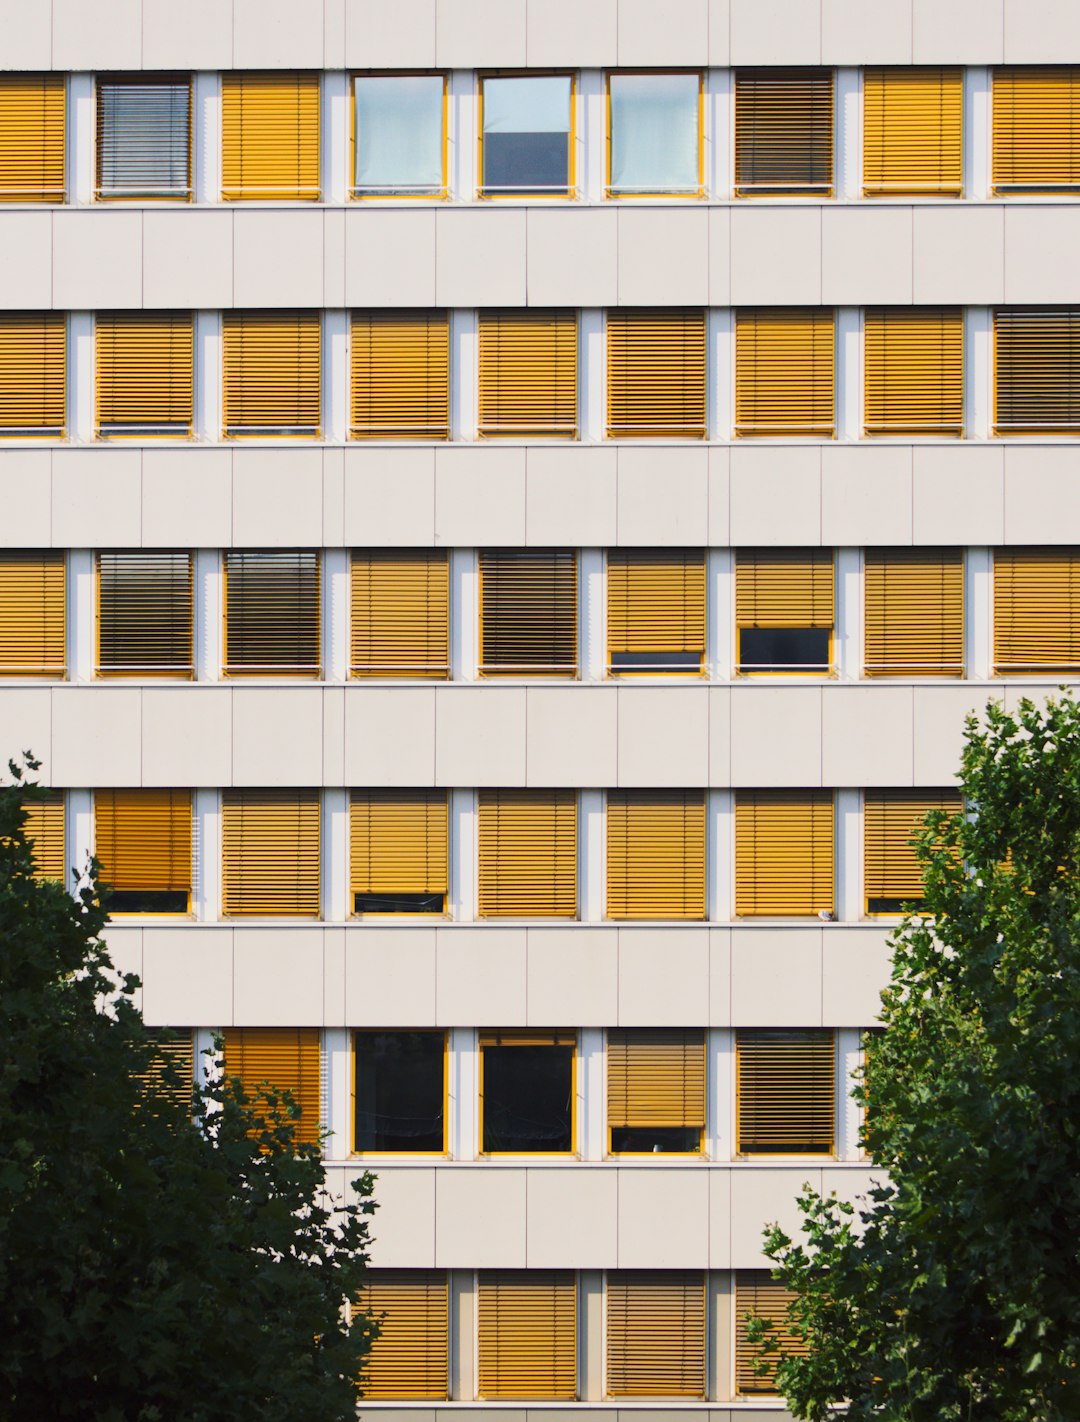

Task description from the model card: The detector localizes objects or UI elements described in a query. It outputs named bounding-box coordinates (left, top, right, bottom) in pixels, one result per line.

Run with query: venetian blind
left=606, top=308, right=707, bottom=438
left=350, top=549, right=449, bottom=678
left=864, top=789, right=963, bottom=912
left=350, top=310, right=450, bottom=439
left=479, top=549, right=578, bottom=677
left=735, top=68, right=833, bottom=194
left=864, top=547, right=964, bottom=676
left=735, top=791, right=835, bottom=917
left=221, top=789, right=320, bottom=917
left=0, top=73, right=65, bottom=201
left=224, top=550, right=321, bottom=676
left=95, top=789, right=192, bottom=906
left=863, top=68, right=962, bottom=195
left=222, top=1027, right=321, bottom=1144
left=477, top=789, right=577, bottom=918
left=350, top=790, right=448, bottom=913
left=96, top=77, right=191, bottom=199
left=221, top=71, right=320, bottom=201
left=864, top=307, right=963, bottom=436
left=605, top=1272, right=706, bottom=1398
left=608, top=1030, right=706, bottom=1132
left=993, top=67, right=1080, bottom=192
left=22, top=792, right=64, bottom=882
left=97, top=551, right=194, bottom=676
left=734, top=1272, right=808, bottom=1395
left=736, top=1029, right=835, bottom=1154
left=0, top=313, right=66, bottom=437
left=607, top=550, right=706, bottom=675
left=96, top=312, right=194, bottom=437
left=995, top=309, right=1080, bottom=434
left=735, top=308, right=835, bottom=436
left=993, top=547, right=1080, bottom=674
left=735, top=548, right=834, bottom=672
left=477, top=1271, right=577, bottom=1400
left=0, top=551, right=65, bottom=677
left=606, top=791, right=706, bottom=920
left=222, top=310, right=321, bottom=436
left=356, top=1271, right=450, bottom=1400
left=137, top=1030, right=195, bottom=1115
left=478, top=308, right=578, bottom=438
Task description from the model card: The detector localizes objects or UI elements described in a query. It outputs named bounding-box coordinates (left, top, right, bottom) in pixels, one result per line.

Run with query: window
left=734, top=1273, right=807, bottom=1395
left=735, top=549, right=834, bottom=674
left=608, top=1029, right=705, bottom=1154
left=353, top=74, right=446, bottom=198
left=0, top=74, right=65, bottom=202
left=607, top=550, right=706, bottom=675
left=22, top=791, right=64, bottom=882
left=606, top=791, right=706, bottom=920
left=95, top=789, right=192, bottom=913
left=95, top=312, right=194, bottom=438
left=478, top=1272, right=577, bottom=1399
left=221, top=789, right=320, bottom=917
left=350, top=310, right=449, bottom=439
left=993, top=67, right=1080, bottom=194
left=994, top=309, right=1080, bottom=435
left=735, top=791, right=834, bottom=917
left=993, top=547, right=1080, bottom=675
left=735, top=308, right=835, bottom=437
left=735, top=68, right=833, bottom=196
left=477, top=790, right=577, bottom=918
left=223, top=550, right=321, bottom=677
left=478, top=309, right=578, bottom=438
left=864, top=547, right=964, bottom=677
left=137, top=1030, right=195, bottom=1115
left=96, top=76, right=191, bottom=201
left=355, top=1271, right=449, bottom=1399
left=479, top=550, right=577, bottom=678
left=354, top=1031, right=446, bottom=1152
left=864, top=308, right=963, bottom=436
left=479, top=1031, right=575, bottom=1153
left=222, top=311, right=321, bottom=437
left=736, top=1029, right=835, bottom=1155
left=0, top=551, right=65, bottom=677
left=863, top=68, right=962, bottom=196
left=480, top=74, right=573, bottom=197
left=0, top=313, right=65, bottom=438
left=607, top=71, right=703, bottom=196
left=606, top=308, right=707, bottom=438
left=605, top=1272, right=706, bottom=1398
left=350, top=549, right=449, bottom=678
left=864, top=789, right=962, bottom=914
left=97, top=551, right=193, bottom=677
left=221, top=71, right=320, bottom=201
left=350, top=790, right=448, bottom=915
left=222, top=1027, right=321, bottom=1144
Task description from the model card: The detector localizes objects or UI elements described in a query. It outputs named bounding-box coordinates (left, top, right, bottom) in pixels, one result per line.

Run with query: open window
left=354, top=1030, right=446, bottom=1153
left=480, top=1030, right=575, bottom=1154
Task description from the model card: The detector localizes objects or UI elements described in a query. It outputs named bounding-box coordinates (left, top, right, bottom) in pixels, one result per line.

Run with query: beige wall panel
left=730, top=207, right=822, bottom=306
left=54, top=211, right=142, bottom=310
left=822, top=207, right=914, bottom=306
left=1004, top=207, right=1080, bottom=305
left=912, top=0, right=1003, bottom=61
left=0, top=0, right=51, bottom=66
left=821, top=0, right=913, bottom=62
left=821, top=446, right=913, bottom=547
left=103, top=926, right=142, bottom=1005
left=526, top=687, right=618, bottom=787
left=344, top=210, right=438, bottom=308
left=731, top=928, right=824, bottom=1026
left=526, top=927, right=619, bottom=1025
left=617, top=927, right=711, bottom=1026
left=143, top=211, right=233, bottom=310
left=324, top=209, right=345, bottom=308
left=527, top=0, right=618, bottom=65
left=53, top=687, right=142, bottom=785
left=232, top=211, right=324, bottom=309
left=822, top=928, right=892, bottom=1025
left=0, top=451, right=51, bottom=548
left=708, top=1167, right=733, bottom=1269
left=232, top=0, right=325, bottom=67
left=435, top=0, right=527, bottom=67
left=436, top=210, right=527, bottom=307
left=1004, top=448, right=1080, bottom=545
left=141, top=687, right=232, bottom=786
left=729, top=687, right=823, bottom=788
left=526, top=1168, right=619, bottom=1267
left=617, top=208, right=710, bottom=307
left=433, top=447, right=527, bottom=546
left=52, top=449, right=142, bottom=547
left=729, top=447, right=822, bottom=547
left=709, top=928, right=732, bottom=1025
left=434, top=1168, right=528, bottom=1266
left=730, top=1168, right=822, bottom=1268
left=525, top=448, right=618, bottom=547
left=344, top=927, right=438, bottom=1025
left=912, top=206, right=1004, bottom=305
left=0, top=690, right=52, bottom=785
left=344, top=687, right=436, bottom=786
left=323, top=687, right=345, bottom=787
left=618, top=0, right=712, bottom=65
left=141, top=449, right=232, bottom=548
left=344, top=0, right=437, bottom=67
left=708, top=208, right=732, bottom=306
left=232, top=448, right=324, bottom=547
left=344, top=448, right=436, bottom=547
left=617, top=685, right=709, bottom=787
left=0, top=213, right=51, bottom=310
left=525, top=209, right=618, bottom=308
left=435, top=927, right=528, bottom=1025
left=1004, top=0, right=1080, bottom=60
left=708, top=0, right=733, bottom=64
left=142, top=927, right=234, bottom=1026
left=912, top=445, right=1004, bottom=545
left=708, top=447, right=731, bottom=545
left=52, top=0, right=140, bottom=68
left=364, top=1168, right=438, bottom=1268
left=730, top=0, right=821, bottom=63
left=616, top=446, right=709, bottom=546
left=822, top=685, right=914, bottom=787
left=707, top=687, right=732, bottom=787
left=231, top=687, right=325, bottom=786
left=913, top=684, right=992, bottom=786
left=233, top=927, right=326, bottom=1026
left=142, top=0, right=234, bottom=68
left=435, top=686, right=526, bottom=785
left=617, top=1168, right=710, bottom=1267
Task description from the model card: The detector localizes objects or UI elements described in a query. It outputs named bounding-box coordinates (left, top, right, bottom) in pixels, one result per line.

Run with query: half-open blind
left=607, top=550, right=705, bottom=674
left=224, top=550, right=321, bottom=675
left=95, top=790, right=191, bottom=899
left=137, top=1030, right=195, bottom=1114
left=994, top=548, right=1080, bottom=673
left=734, top=1273, right=808, bottom=1394
left=608, top=1030, right=705, bottom=1130
left=478, top=1272, right=577, bottom=1400
left=479, top=549, right=577, bottom=676
left=97, top=551, right=193, bottom=675
left=0, top=74, right=65, bottom=201
left=863, top=68, right=962, bottom=195
left=864, top=547, right=964, bottom=676
left=222, top=71, right=320, bottom=201
left=96, top=313, right=193, bottom=436
left=606, top=309, right=707, bottom=438
left=864, top=789, right=962, bottom=911
left=350, top=550, right=449, bottom=678
left=478, top=790, right=577, bottom=918
left=356, top=1271, right=450, bottom=1400
left=735, top=69, right=833, bottom=194
left=736, top=1029, right=835, bottom=1154
left=606, top=1272, right=706, bottom=1398
left=735, top=791, right=834, bottom=916
left=864, top=307, right=963, bottom=435
left=995, top=309, right=1080, bottom=434
left=350, top=790, right=448, bottom=910
left=23, top=792, right=64, bottom=882
left=223, top=1027, right=321, bottom=1143
left=350, top=311, right=450, bottom=439
left=993, top=68, right=1080, bottom=192
left=735, top=548, right=834, bottom=660
left=0, top=314, right=66, bottom=436
left=96, top=77, right=191, bottom=199
left=0, top=551, right=65, bottom=677
left=735, top=309, right=835, bottom=436
left=223, top=311, right=321, bottom=436
left=478, top=309, right=578, bottom=438
left=606, top=791, right=706, bottom=920
left=221, top=790, right=320, bottom=916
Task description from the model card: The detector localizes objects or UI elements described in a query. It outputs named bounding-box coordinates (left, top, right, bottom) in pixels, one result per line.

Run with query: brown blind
left=735, top=309, right=835, bottom=437
left=23, top=792, right=64, bottom=882
left=607, top=1030, right=706, bottom=1130
left=993, top=547, right=1080, bottom=674
left=606, top=308, right=707, bottom=438
left=97, top=551, right=193, bottom=676
left=607, top=550, right=705, bottom=675
left=221, top=71, right=320, bottom=201
left=735, top=791, right=834, bottom=917
left=224, top=550, right=321, bottom=676
left=477, top=1271, right=577, bottom=1400
left=478, top=309, right=578, bottom=438
left=0, top=74, right=65, bottom=201
left=350, top=549, right=449, bottom=678
left=221, top=790, right=320, bottom=917
left=994, top=309, right=1080, bottom=434
left=478, top=790, right=577, bottom=919
left=864, top=307, right=963, bottom=436
left=0, top=551, right=65, bottom=677
left=736, top=1029, right=835, bottom=1154
left=479, top=549, right=577, bottom=677
left=605, top=1272, right=706, bottom=1398
left=606, top=791, right=706, bottom=920
left=223, top=1027, right=321, bottom=1144
left=95, top=312, right=194, bottom=437
left=350, top=790, right=448, bottom=913
left=734, top=1272, right=808, bottom=1395
left=993, top=67, right=1080, bottom=192
left=864, top=789, right=963, bottom=913
left=735, top=69, right=833, bottom=194
left=0, top=313, right=66, bottom=435
left=350, top=310, right=450, bottom=439
left=864, top=547, right=964, bottom=677
left=863, top=68, right=962, bottom=196
left=222, top=311, right=321, bottom=436
left=95, top=789, right=192, bottom=904
left=356, top=1270, right=449, bottom=1400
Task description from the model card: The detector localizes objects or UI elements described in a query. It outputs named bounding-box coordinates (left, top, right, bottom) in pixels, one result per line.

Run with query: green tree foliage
left=756, top=694, right=1080, bottom=1422
left=0, top=759, right=378, bottom=1422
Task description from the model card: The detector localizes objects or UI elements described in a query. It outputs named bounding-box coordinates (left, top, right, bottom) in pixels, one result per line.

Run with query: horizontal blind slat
left=350, top=549, right=449, bottom=677
left=351, top=310, right=450, bottom=439
left=356, top=1271, right=450, bottom=1400
left=0, top=74, right=65, bottom=201
left=606, top=309, right=707, bottom=439
left=0, top=551, right=65, bottom=676
left=478, top=790, right=577, bottom=919
left=221, top=790, right=320, bottom=917
left=222, top=71, right=320, bottom=201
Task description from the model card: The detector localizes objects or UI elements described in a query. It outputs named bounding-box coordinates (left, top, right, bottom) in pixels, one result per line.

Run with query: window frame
left=349, top=788, right=449, bottom=917
left=222, top=548, right=322, bottom=679
left=94, top=73, right=193, bottom=203
left=95, top=550, right=195, bottom=679
left=221, top=309, right=323, bottom=441
left=93, top=787, right=194, bottom=917
left=606, top=1028, right=707, bottom=1158
left=604, top=69, right=705, bottom=199
left=477, top=70, right=577, bottom=200
left=734, top=1028, right=837, bottom=1158
left=351, top=1028, right=449, bottom=1156
left=734, top=548, right=836, bottom=678
left=478, top=1030, right=578, bottom=1157
left=221, top=69, right=322, bottom=203
left=0, top=73, right=67, bottom=204
left=350, top=71, right=449, bottom=201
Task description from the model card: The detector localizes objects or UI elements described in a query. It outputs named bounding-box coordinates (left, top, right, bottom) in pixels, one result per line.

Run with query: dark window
left=610, top=1125, right=701, bottom=1153
left=738, top=626, right=831, bottom=672
left=481, top=1033, right=574, bottom=1153
left=354, top=1031, right=445, bottom=1152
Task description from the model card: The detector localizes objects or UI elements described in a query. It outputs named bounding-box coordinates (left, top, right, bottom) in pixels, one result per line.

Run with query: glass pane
left=355, top=1031, right=445, bottom=1151
left=739, top=627, right=831, bottom=672
left=355, top=75, right=444, bottom=195
left=609, top=72, right=699, bottom=193
left=99, top=82, right=190, bottom=196
left=482, top=1043, right=573, bottom=1152
left=482, top=75, right=571, bottom=192
left=610, top=1126, right=701, bottom=1153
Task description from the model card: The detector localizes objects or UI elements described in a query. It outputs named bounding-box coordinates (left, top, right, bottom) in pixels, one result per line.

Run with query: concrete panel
left=345, top=0, right=437, bottom=66
left=103, top=926, right=142, bottom=998
left=616, top=446, right=709, bottom=546
left=729, top=687, right=823, bottom=788
left=1004, top=206, right=1080, bottom=305
left=232, top=0, right=325, bottom=67
left=912, top=206, right=1004, bottom=305
left=618, top=208, right=709, bottom=307
left=1005, top=0, right=1080, bottom=61
left=232, top=211, right=324, bottom=308
left=525, top=208, right=618, bottom=308
left=322, top=686, right=345, bottom=788
left=618, top=0, right=711, bottom=65
left=821, top=1166, right=881, bottom=1212
left=526, top=1169, right=618, bottom=1267
left=729, top=446, right=822, bottom=546
left=1004, top=447, right=1080, bottom=544
left=0, top=213, right=51, bottom=309
left=708, top=1168, right=733, bottom=1267
left=617, top=1169, right=710, bottom=1267
left=52, top=449, right=142, bottom=547
left=822, top=685, right=914, bottom=787
left=730, top=0, right=821, bottom=63
left=143, top=210, right=233, bottom=309
left=821, top=0, right=913, bottom=62
left=822, top=928, right=892, bottom=1025
left=822, top=206, right=913, bottom=306
left=912, top=684, right=990, bottom=786
left=912, top=0, right=1004, bottom=62
left=0, top=0, right=51, bottom=66
left=912, top=446, right=1004, bottom=545
left=344, top=687, right=437, bottom=785
left=731, top=928, right=823, bottom=1026
left=142, top=928, right=233, bottom=1026
left=143, top=0, right=234, bottom=67
left=53, top=688, right=142, bottom=786
left=617, top=927, right=711, bottom=1026
left=232, top=448, right=323, bottom=547
left=344, top=448, right=436, bottom=547
left=821, top=446, right=913, bottom=546
left=526, top=447, right=618, bottom=547
left=344, top=927, right=438, bottom=1025
left=617, top=686, right=709, bottom=787
left=730, top=207, right=821, bottom=307
left=434, top=447, right=527, bottom=546
left=231, top=687, right=324, bottom=786
left=434, top=1169, right=527, bottom=1266
left=0, top=691, right=52, bottom=785
left=366, top=1169, right=437, bottom=1267
left=436, top=209, right=527, bottom=306
left=323, top=209, right=345, bottom=308
left=141, top=687, right=232, bottom=786
left=526, top=927, right=619, bottom=1025
left=52, top=0, right=141, bottom=68
left=708, top=447, right=731, bottom=545
left=526, top=687, right=618, bottom=787
left=709, top=208, right=731, bottom=305
left=0, top=450, right=51, bottom=548
left=435, top=686, right=526, bottom=785
left=436, top=927, right=528, bottom=1025
left=54, top=211, right=143, bottom=310
left=142, top=449, right=232, bottom=548
left=709, top=928, right=732, bottom=1027
left=528, top=0, right=617, bottom=65
left=730, top=1168, right=823, bottom=1267
left=233, top=927, right=325, bottom=1024
left=344, top=210, right=438, bottom=308
left=435, top=0, right=527, bottom=67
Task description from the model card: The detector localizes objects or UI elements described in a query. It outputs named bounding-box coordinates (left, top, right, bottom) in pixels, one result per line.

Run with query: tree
left=755, top=694, right=1080, bottom=1422
left=0, top=759, right=378, bottom=1422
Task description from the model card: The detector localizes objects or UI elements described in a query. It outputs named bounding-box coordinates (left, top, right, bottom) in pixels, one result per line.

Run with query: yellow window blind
left=350, top=310, right=450, bottom=439
left=0, top=74, right=65, bottom=201
left=735, top=791, right=834, bottom=917
left=478, top=309, right=578, bottom=438
left=735, top=308, right=835, bottom=437
left=605, top=1272, right=706, bottom=1398
left=0, top=313, right=66, bottom=436
left=97, top=551, right=194, bottom=677
left=606, top=791, right=706, bottom=920
left=607, top=1030, right=706, bottom=1147
left=735, top=68, right=833, bottom=195
left=350, top=790, right=448, bottom=915
left=864, top=789, right=963, bottom=914
left=607, top=550, right=705, bottom=675
left=736, top=1029, right=835, bottom=1154
left=221, top=790, right=321, bottom=917
left=350, top=549, right=449, bottom=678
left=224, top=550, right=321, bottom=676
left=993, top=547, right=1080, bottom=674
left=0, top=551, right=65, bottom=677
left=479, top=549, right=578, bottom=677
left=94, top=789, right=192, bottom=914
left=734, top=1272, right=808, bottom=1395
left=223, top=1027, right=321, bottom=1144
left=137, top=1030, right=195, bottom=1115
left=994, top=309, right=1080, bottom=434
left=22, top=792, right=65, bottom=882
left=95, top=312, right=194, bottom=437
left=222, top=310, right=321, bottom=437
left=864, top=307, right=963, bottom=436
left=863, top=68, right=962, bottom=195
left=478, top=1271, right=577, bottom=1400
left=864, top=547, right=964, bottom=677
left=735, top=548, right=834, bottom=673
left=478, top=790, right=577, bottom=919
left=993, top=67, right=1080, bottom=193
left=221, top=71, right=320, bottom=201
left=356, top=1271, right=450, bottom=1400
left=606, top=308, right=707, bottom=439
